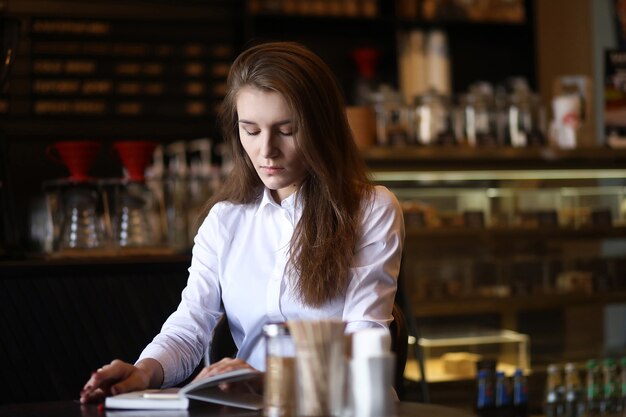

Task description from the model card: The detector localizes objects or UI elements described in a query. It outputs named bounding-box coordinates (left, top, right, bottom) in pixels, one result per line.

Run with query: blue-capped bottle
left=477, top=369, right=495, bottom=417
left=512, top=368, right=528, bottom=417
left=496, top=371, right=512, bottom=406
left=495, top=371, right=512, bottom=417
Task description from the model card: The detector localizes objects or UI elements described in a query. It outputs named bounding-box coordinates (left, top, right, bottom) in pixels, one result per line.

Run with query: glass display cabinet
left=413, top=329, right=530, bottom=382
left=363, top=147, right=626, bottom=379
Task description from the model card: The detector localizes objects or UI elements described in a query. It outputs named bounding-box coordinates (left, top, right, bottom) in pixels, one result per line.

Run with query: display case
left=406, top=329, right=530, bottom=382
left=363, top=147, right=626, bottom=376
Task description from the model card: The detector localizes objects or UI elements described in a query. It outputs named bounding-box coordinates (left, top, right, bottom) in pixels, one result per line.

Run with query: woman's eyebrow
left=238, top=119, right=292, bottom=126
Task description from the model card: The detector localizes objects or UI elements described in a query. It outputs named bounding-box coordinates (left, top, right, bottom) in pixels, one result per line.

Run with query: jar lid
left=263, top=322, right=290, bottom=337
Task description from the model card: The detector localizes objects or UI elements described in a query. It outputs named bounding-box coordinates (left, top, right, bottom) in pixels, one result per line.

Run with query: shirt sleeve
left=343, top=186, right=405, bottom=333
left=137, top=205, right=225, bottom=388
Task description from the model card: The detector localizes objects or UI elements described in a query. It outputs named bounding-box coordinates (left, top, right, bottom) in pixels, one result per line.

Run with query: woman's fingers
left=81, top=387, right=107, bottom=404
left=110, top=370, right=149, bottom=396
left=192, top=358, right=254, bottom=382
left=80, top=360, right=137, bottom=403
left=191, top=358, right=260, bottom=393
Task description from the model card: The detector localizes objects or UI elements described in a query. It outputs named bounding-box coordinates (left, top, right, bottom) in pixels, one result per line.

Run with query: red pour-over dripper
left=47, top=141, right=102, bottom=181
left=353, top=47, right=380, bottom=81
left=113, top=141, right=158, bottom=182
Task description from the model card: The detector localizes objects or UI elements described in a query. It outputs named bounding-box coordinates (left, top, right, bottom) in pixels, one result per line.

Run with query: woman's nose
left=260, top=133, right=279, bottom=158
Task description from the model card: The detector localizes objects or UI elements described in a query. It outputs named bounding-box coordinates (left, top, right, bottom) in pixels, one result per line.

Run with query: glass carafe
left=105, top=179, right=161, bottom=249
left=58, top=180, right=105, bottom=251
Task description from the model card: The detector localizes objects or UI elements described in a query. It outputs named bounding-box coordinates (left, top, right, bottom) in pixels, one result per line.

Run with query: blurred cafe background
left=1, top=0, right=626, bottom=414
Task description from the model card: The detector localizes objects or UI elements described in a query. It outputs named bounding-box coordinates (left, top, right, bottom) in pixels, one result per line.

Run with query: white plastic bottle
left=350, top=328, right=396, bottom=417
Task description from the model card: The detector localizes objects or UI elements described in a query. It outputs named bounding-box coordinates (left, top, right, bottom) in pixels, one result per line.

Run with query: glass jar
left=371, top=85, right=413, bottom=147
left=458, top=90, right=498, bottom=147
left=505, top=90, right=546, bottom=147
left=263, top=323, right=296, bottom=417
left=414, top=89, right=456, bottom=146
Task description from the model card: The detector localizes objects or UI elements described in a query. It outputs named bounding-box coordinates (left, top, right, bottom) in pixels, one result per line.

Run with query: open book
left=104, top=368, right=263, bottom=410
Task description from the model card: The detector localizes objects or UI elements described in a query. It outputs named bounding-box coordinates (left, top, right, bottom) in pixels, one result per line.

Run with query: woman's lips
left=260, top=166, right=283, bottom=175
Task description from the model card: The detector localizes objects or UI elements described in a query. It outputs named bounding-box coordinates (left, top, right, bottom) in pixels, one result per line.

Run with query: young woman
left=80, top=41, right=404, bottom=403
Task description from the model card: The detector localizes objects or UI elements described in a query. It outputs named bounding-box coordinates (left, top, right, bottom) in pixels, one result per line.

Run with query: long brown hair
left=209, top=41, right=372, bottom=307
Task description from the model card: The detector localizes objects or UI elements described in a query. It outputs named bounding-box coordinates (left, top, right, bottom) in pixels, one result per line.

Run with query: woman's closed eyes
left=242, top=128, right=293, bottom=137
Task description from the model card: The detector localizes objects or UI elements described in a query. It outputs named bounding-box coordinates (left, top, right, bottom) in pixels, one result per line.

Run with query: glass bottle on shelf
left=545, top=363, right=565, bottom=417
left=585, top=359, right=602, bottom=417
left=601, top=358, right=620, bottom=415
left=564, top=362, right=584, bottom=417
left=620, top=357, right=626, bottom=413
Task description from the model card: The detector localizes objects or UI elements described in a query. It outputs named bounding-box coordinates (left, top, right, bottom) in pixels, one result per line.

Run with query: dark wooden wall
left=0, top=256, right=190, bottom=404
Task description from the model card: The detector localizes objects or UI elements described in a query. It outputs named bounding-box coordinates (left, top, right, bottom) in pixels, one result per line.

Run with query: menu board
left=1, top=12, right=238, bottom=121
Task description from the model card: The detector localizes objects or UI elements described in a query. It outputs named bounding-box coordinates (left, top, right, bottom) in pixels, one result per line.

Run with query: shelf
left=410, top=291, right=626, bottom=317
left=0, top=118, right=217, bottom=140
left=247, top=13, right=394, bottom=35
left=404, top=226, right=626, bottom=241
left=249, top=13, right=528, bottom=30
left=394, top=18, right=529, bottom=31
left=0, top=253, right=191, bottom=277
left=249, top=12, right=388, bottom=23
left=362, top=146, right=626, bottom=171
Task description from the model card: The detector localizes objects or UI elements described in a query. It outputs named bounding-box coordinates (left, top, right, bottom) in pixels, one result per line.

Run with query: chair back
left=390, top=302, right=409, bottom=398
left=209, top=314, right=237, bottom=364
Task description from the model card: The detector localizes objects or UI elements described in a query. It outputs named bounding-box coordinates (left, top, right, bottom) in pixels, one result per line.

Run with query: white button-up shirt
left=139, top=185, right=404, bottom=387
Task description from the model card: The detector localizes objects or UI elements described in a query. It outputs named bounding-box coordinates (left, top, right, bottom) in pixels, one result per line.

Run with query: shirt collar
left=255, top=187, right=301, bottom=216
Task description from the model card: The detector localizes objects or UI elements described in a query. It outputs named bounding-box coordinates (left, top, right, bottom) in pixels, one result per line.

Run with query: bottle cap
left=564, top=362, right=577, bottom=372
left=603, top=358, right=615, bottom=366
left=352, top=328, right=391, bottom=358
left=547, top=364, right=559, bottom=373
left=263, top=322, right=290, bottom=337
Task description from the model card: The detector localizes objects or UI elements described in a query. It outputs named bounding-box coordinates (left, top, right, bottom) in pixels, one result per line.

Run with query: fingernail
left=111, top=386, right=119, bottom=396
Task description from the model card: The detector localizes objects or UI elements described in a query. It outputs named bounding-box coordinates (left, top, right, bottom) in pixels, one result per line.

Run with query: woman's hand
left=80, top=358, right=163, bottom=404
left=193, top=358, right=261, bottom=393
